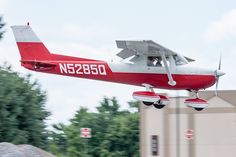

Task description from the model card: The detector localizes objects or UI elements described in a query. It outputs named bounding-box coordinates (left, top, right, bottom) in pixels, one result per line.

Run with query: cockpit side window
left=147, top=56, right=163, bottom=67
left=173, top=55, right=183, bottom=65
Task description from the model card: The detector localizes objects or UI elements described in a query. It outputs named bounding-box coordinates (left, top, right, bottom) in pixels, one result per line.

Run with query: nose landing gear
left=184, top=90, right=208, bottom=111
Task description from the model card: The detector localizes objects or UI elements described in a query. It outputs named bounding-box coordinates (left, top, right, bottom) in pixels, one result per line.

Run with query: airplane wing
left=116, top=40, right=195, bottom=65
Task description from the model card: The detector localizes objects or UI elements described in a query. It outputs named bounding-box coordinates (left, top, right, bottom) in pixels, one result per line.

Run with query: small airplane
left=11, top=24, right=225, bottom=111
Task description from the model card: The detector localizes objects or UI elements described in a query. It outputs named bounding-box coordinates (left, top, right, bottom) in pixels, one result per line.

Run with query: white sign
left=80, top=128, right=92, bottom=138
left=185, top=129, right=194, bottom=140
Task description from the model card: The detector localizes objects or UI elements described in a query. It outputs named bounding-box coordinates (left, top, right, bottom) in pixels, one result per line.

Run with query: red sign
left=185, top=129, right=194, bottom=140
left=80, top=128, right=91, bottom=138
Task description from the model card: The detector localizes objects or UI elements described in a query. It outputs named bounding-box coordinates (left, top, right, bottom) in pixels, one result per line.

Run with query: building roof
left=199, top=90, right=236, bottom=107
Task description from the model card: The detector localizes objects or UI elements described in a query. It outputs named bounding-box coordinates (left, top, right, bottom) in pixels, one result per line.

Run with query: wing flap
left=116, top=49, right=136, bottom=59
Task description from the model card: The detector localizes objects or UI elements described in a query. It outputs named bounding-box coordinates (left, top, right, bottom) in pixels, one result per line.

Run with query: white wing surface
left=116, top=40, right=195, bottom=65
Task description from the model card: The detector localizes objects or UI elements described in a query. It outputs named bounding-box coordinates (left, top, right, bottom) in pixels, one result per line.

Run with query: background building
left=140, top=90, right=236, bottom=157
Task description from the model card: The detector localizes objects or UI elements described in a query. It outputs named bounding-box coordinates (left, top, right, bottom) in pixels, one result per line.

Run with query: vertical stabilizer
left=11, top=25, right=51, bottom=61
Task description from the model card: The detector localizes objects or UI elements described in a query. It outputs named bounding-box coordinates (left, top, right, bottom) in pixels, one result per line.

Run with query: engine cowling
left=184, top=98, right=208, bottom=111
left=132, top=91, right=160, bottom=103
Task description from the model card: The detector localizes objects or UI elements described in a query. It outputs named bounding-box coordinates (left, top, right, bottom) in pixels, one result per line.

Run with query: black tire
left=143, top=101, right=153, bottom=106
left=153, top=103, right=165, bottom=109
left=194, top=107, right=204, bottom=111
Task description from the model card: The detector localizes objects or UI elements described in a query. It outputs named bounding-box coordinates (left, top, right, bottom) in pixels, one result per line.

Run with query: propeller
left=214, top=55, right=225, bottom=95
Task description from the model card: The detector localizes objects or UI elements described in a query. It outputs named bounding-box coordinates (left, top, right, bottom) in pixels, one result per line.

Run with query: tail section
left=11, top=25, right=51, bottom=61
left=12, top=25, right=102, bottom=71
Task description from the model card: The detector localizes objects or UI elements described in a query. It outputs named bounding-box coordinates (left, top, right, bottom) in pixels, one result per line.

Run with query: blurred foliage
left=0, top=16, right=140, bottom=155
left=0, top=16, right=5, bottom=40
left=48, top=97, right=140, bottom=157
left=0, top=63, right=50, bottom=149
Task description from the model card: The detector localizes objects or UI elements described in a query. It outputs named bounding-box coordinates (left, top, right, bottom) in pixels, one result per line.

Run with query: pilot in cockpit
left=147, top=56, right=162, bottom=67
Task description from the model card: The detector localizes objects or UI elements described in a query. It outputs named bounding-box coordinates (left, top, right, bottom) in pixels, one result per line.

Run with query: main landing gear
left=132, top=90, right=170, bottom=109
left=143, top=101, right=154, bottom=106
left=142, top=100, right=167, bottom=109
left=153, top=101, right=166, bottom=109
left=133, top=87, right=208, bottom=111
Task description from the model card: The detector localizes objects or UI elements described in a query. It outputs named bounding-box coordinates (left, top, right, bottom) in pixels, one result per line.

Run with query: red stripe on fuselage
left=109, top=72, right=216, bottom=90
left=24, top=61, right=215, bottom=90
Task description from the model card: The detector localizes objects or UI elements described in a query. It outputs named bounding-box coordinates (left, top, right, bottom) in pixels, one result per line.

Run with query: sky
left=1, top=0, right=236, bottom=125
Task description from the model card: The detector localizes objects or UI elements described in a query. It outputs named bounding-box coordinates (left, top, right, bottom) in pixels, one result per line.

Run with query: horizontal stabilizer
left=21, top=60, right=56, bottom=71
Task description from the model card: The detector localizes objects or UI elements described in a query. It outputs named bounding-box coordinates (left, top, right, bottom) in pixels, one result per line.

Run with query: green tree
left=99, top=101, right=139, bottom=157
left=49, top=97, right=140, bottom=157
left=48, top=123, right=68, bottom=156
left=0, top=64, right=50, bottom=149
left=97, top=97, right=120, bottom=115
left=0, top=16, right=5, bottom=40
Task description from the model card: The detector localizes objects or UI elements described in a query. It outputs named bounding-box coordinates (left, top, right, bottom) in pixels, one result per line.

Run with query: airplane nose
left=215, top=69, right=225, bottom=77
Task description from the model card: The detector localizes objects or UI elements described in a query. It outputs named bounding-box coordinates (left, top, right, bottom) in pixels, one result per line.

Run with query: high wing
left=116, top=40, right=195, bottom=65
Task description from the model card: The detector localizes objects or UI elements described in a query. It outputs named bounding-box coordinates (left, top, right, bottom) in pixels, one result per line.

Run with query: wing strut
left=160, top=51, right=176, bottom=86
